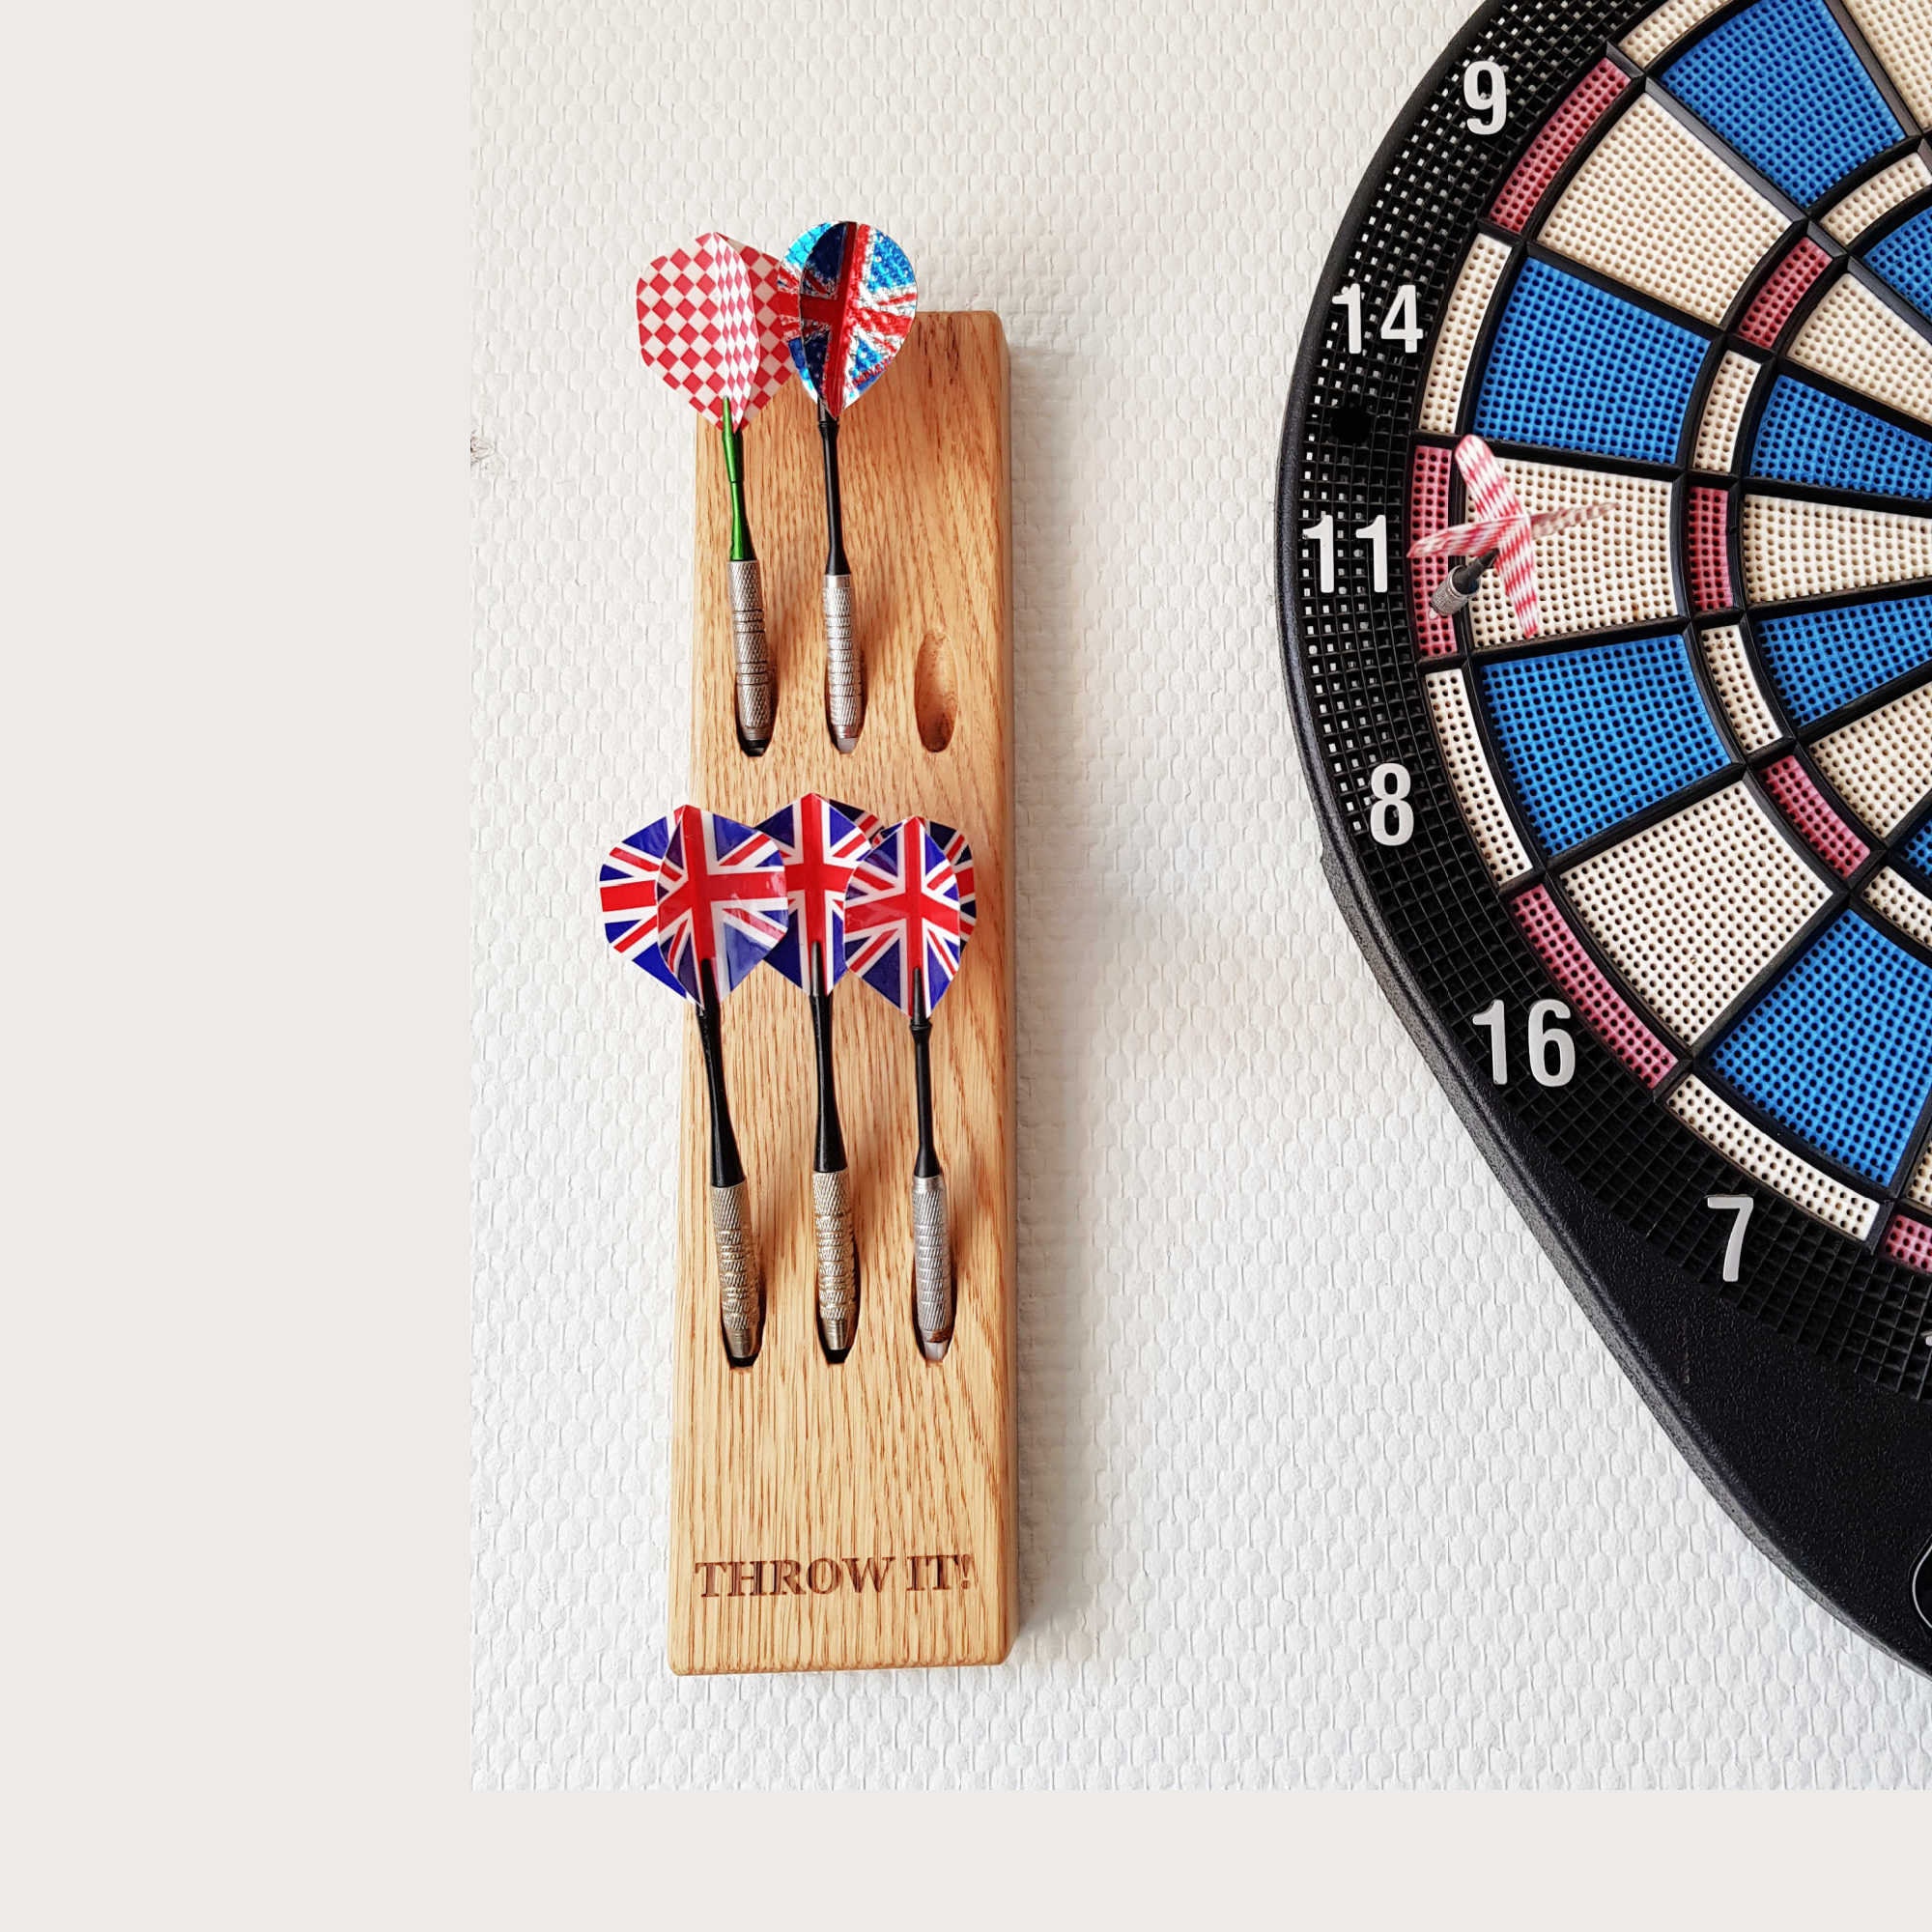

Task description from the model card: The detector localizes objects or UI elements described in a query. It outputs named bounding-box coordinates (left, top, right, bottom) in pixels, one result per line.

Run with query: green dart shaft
left=715, top=397, right=774, bottom=753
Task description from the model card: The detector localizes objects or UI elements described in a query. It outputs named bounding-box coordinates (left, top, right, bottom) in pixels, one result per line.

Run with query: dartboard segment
left=1281, top=0, right=1932, bottom=1674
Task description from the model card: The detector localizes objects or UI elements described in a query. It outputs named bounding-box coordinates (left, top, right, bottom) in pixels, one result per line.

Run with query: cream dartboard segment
left=1280, top=0, right=1932, bottom=1674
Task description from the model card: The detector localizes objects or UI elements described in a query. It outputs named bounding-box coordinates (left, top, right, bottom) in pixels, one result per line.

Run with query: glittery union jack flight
left=756, top=794, right=870, bottom=995
left=599, top=814, right=686, bottom=998
left=777, top=222, right=919, bottom=418
left=652, top=806, right=788, bottom=1001
left=1405, top=434, right=1606, bottom=639
left=637, top=233, right=794, bottom=429
left=843, top=817, right=964, bottom=1015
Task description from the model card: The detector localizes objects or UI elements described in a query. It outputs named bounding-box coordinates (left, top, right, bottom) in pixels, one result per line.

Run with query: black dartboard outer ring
left=1276, top=0, right=1932, bottom=1676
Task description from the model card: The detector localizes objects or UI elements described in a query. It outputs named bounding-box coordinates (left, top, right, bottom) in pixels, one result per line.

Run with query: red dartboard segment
left=637, top=233, right=794, bottom=429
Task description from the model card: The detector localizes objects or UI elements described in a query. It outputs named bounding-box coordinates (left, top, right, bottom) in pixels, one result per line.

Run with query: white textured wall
left=472, top=0, right=1932, bottom=1786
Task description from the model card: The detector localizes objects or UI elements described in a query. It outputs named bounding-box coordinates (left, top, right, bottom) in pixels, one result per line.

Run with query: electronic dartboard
left=1279, top=0, right=1932, bottom=1674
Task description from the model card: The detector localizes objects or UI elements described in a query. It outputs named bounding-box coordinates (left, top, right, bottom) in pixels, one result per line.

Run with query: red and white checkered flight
left=1406, top=434, right=1607, bottom=639
left=637, top=232, right=794, bottom=430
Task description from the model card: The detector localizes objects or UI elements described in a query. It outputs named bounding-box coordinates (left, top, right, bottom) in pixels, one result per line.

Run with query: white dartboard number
left=1301, top=514, right=1390, bottom=595
left=1330, top=282, right=1423, bottom=355
left=1379, top=285, right=1423, bottom=355
left=1470, top=998, right=1576, bottom=1087
left=1464, top=59, right=1508, bottom=135
left=1368, top=761, right=1413, bottom=846
left=1706, top=1194, right=1754, bottom=1284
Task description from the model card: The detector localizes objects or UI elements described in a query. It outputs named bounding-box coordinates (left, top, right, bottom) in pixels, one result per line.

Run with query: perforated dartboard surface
left=1279, top=0, right=1932, bottom=1675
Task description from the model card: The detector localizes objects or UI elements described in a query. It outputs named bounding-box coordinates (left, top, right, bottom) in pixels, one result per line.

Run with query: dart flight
left=1407, top=433, right=1607, bottom=636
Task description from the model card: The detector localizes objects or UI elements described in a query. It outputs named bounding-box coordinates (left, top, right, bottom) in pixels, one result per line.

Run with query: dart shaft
left=719, top=411, right=774, bottom=753
left=816, top=405, right=864, bottom=750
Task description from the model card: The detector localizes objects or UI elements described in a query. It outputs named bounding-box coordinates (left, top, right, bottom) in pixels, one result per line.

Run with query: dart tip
left=832, top=731, right=860, bottom=754
left=919, top=1332, right=951, bottom=1363
left=821, top=1317, right=853, bottom=1356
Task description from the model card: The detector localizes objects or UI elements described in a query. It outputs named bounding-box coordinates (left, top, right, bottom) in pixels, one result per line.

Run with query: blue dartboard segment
left=1662, top=0, right=1904, bottom=204
left=1474, top=259, right=1707, bottom=466
left=1750, top=378, right=1932, bottom=501
left=1476, top=635, right=1730, bottom=854
left=1754, top=592, right=1932, bottom=727
left=1710, top=912, right=1932, bottom=1185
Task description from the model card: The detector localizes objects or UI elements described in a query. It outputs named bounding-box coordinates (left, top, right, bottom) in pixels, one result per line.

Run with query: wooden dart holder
left=670, top=313, right=1015, bottom=1673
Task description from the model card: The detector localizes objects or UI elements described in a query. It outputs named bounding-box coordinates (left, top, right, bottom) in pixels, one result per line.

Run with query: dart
left=775, top=222, right=919, bottom=752
left=1407, top=433, right=1606, bottom=633
left=638, top=233, right=795, bottom=754
left=599, top=805, right=788, bottom=1364
left=756, top=794, right=873, bottom=1358
left=842, top=817, right=967, bottom=1360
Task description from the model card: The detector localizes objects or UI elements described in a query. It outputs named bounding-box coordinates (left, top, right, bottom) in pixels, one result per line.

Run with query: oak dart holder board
left=1278, top=0, right=1932, bottom=1675
left=671, top=312, right=1015, bottom=1675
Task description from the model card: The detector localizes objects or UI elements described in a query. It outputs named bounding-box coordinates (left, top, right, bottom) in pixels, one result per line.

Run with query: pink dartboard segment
left=1511, top=885, right=1679, bottom=1088
left=1760, top=755, right=1871, bottom=878
left=1882, top=1211, right=1932, bottom=1274
left=1687, top=487, right=1734, bottom=613
left=1737, top=240, right=1832, bottom=351
left=1409, top=444, right=1458, bottom=657
left=1490, top=59, right=1630, bottom=234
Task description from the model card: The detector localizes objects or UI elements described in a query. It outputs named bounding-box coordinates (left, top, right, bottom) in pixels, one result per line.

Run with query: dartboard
left=1279, top=0, right=1932, bottom=1674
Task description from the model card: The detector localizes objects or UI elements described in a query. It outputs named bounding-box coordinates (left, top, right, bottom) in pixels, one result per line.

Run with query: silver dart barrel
left=726, top=557, right=775, bottom=752
left=710, top=1179, right=763, bottom=1363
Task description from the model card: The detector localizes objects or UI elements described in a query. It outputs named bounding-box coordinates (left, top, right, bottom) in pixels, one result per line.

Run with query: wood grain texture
left=670, top=313, right=1015, bottom=1674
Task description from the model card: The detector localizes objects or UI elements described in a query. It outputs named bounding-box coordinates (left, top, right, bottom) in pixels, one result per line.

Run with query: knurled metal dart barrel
left=721, top=404, right=775, bottom=754
left=696, top=968, right=762, bottom=1364
left=908, top=972, right=952, bottom=1360
left=817, top=402, right=863, bottom=752
left=1429, top=548, right=1497, bottom=618
left=810, top=961, right=860, bottom=1355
